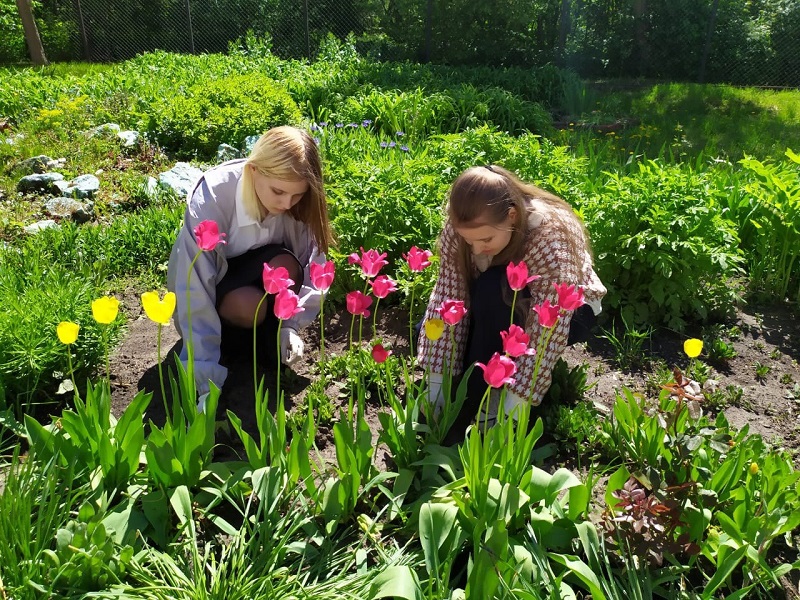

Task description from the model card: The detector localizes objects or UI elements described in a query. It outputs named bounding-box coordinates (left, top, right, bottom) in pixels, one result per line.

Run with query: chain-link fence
left=8, top=0, right=800, bottom=87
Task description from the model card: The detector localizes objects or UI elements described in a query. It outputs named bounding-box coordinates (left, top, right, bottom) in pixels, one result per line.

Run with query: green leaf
left=370, top=565, right=423, bottom=600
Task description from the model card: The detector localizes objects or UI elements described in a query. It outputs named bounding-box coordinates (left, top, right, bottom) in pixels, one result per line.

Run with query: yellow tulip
left=57, top=321, right=80, bottom=345
left=683, top=338, right=703, bottom=358
left=424, top=318, right=445, bottom=341
left=749, top=462, right=759, bottom=475
left=141, top=291, right=176, bottom=325
left=92, top=296, right=120, bottom=324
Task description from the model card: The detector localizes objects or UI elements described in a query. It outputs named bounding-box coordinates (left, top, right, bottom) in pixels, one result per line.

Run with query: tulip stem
left=319, top=296, right=326, bottom=361
left=408, top=286, right=415, bottom=356
left=66, top=346, right=78, bottom=400
left=276, top=319, right=283, bottom=401
left=156, top=324, right=168, bottom=416
left=509, top=289, right=518, bottom=328
left=253, top=292, right=268, bottom=394
left=372, top=297, right=381, bottom=340
left=185, top=250, right=203, bottom=403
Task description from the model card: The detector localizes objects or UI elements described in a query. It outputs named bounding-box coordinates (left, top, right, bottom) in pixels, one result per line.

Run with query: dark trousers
left=452, top=266, right=597, bottom=429
left=216, top=244, right=301, bottom=364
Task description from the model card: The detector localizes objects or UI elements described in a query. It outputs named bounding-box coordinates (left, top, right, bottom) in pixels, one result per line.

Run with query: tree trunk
left=16, top=0, right=48, bottom=65
left=633, top=0, right=648, bottom=77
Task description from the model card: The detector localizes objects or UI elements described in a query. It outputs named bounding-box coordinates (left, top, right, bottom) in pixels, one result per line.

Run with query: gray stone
left=216, top=143, right=241, bottom=162
left=24, top=219, right=59, bottom=234
left=87, top=123, right=121, bottom=137
left=17, top=155, right=52, bottom=174
left=43, top=197, right=94, bottom=223
left=17, top=172, right=64, bottom=194
left=118, top=130, right=140, bottom=147
left=53, top=174, right=100, bottom=199
left=158, top=162, right=203, bottom=198
left=243, top=135, right=260, bottom=155
left=46, top=158, right=67, bottom=170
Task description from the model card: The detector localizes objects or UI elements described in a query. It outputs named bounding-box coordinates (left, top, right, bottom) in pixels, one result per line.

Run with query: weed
left=770, top=348, right=782, bottom=360
left=599, top=314, right=653, bottom=371
left=781, top=373, right=794, bottom=385
left=706, top=337, right=737, bottom=363
left=687, top=359, right=713, bottom=386
left=544, top=358, right=592, bottom=405
left=755, top=361, right=771, bottom=381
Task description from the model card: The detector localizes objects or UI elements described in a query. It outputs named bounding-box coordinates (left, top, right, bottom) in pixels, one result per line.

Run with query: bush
left=142, top=74, right=302, bottom=158
left=584, top=160, right=745, bottom=330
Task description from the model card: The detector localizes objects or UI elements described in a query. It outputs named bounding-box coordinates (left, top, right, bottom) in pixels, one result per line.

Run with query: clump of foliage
left=143, top=74, right=302, bottom=158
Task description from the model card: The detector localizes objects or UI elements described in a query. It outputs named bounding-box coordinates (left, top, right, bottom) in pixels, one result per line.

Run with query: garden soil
left=109, top=293, right=800, bottom=468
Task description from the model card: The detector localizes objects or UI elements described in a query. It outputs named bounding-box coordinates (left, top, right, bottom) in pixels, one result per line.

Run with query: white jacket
left=167, top=159, right=326, bottom=394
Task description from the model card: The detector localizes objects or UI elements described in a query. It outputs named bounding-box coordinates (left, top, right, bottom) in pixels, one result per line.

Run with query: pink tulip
left=506, top=261, right=541, bottom=291
left=274, top=288, right=304, bottom=320
left=554, top=283, right=586, bottom=311
left=262, top=263, right=294, bottom=294
left=500, top=324, right=536, bottom=358
left=370, top=274, right=397, bottom=299
left=371, top=343, right=392, bottom=363
left=475, top=352, right=517, bottom=388
left=403, top=246, right=433, bottom=272
left=348, top=247, right=388, bottom=278
left=194, top=220, right=226, bottom=251
left=310, top=260, right=335, bottom=291
left=438, top=299, right=467, bottom=326
left=533, top=299, right=561, bottom=328
left=346, top=290, right=373, bottom=317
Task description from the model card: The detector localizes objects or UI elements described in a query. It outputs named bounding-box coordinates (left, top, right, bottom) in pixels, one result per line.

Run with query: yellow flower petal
left=684, top=338, right=703, bottom=358
left=749, top=462, right=759, bottom=475
left=57, top=321, right=80, bottom=345
left=141, top=291, right=176, bottom=325
left=424, top=318, right=445, bottom=341
left=92, top=296, right=120, bottom=324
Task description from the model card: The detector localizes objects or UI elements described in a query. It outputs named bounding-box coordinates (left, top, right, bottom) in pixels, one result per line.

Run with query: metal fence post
left=186, top=0, right=195, bottom=54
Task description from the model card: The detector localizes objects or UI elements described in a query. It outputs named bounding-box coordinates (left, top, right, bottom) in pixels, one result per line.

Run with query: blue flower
left=388, top=141, right=396, bottom=148
left=380, top=141, right=388, bottom=148
left=347, top=122, right=358, bottom=128
left=362, top=119, right=373, bottom=127
left=310, top=123, right=319, bottom=131
left=319, top=121, right=328, bottom=127
left=400, top=145, right=409, bottom=152
left=396, top=131, right=405, bottom=137
left=335, top=123, right=344, bottom=128
left=314, top=136, right=321, bottom=145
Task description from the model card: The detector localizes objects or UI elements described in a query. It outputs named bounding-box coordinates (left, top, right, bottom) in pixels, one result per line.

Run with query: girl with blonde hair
left=168, top=126, right=334, bottom=402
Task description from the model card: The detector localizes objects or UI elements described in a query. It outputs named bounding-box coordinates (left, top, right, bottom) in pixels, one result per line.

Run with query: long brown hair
left=446, top=165, right=584, bottom=278
left=242, top=126, right=335, bottom=253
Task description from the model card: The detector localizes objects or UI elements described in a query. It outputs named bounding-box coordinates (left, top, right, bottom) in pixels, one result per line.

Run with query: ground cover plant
left=1, top=39, right=800, bottom=598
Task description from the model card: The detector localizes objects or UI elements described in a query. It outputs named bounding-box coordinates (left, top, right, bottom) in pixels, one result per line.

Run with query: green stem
left=66, top=346, right=77, bottom=401
left=185, top=251, right=203, bottom=401
left=527, top=320, right=558, bottom=405
left=409, top=286, right=416, bottom=356
left=157, top=324, right=168, bottom=416
left=372, top=297, right=381, bottom=340
left=477, top=386, right=492, bottom=435
left=276, top=319, right=283, bottom=402
left=253, top=292, right=268, bottom=393
left=102, top=327, right=110, bottom=385
left=319, top=296, right=326, bottom=361
left=509, top=289, right=518, bottom=328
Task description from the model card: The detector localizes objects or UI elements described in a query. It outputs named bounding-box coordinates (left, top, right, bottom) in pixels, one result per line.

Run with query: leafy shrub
left=584, top=160, right=744, bottom=330
left=142, top=74, right=302, bottom=157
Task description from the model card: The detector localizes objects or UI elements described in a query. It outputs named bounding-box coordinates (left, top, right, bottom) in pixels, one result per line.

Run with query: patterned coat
left=417, top=198, right=607, bottom=406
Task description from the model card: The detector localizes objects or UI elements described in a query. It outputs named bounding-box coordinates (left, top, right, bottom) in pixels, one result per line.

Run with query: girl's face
left=454, top=208, right=516, bottom=257
left=250, top=165, right=308, bottom=215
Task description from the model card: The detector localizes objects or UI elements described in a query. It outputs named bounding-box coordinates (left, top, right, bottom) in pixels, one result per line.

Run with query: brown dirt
left=109, top=292, right=800, bottom=463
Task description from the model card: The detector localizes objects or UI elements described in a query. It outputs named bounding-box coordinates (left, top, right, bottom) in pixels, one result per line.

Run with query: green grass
left=574, top=82, right=800, bottom=163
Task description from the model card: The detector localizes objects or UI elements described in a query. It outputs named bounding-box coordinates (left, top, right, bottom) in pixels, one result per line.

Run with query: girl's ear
left=507, top=207, right=518, bottom=224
